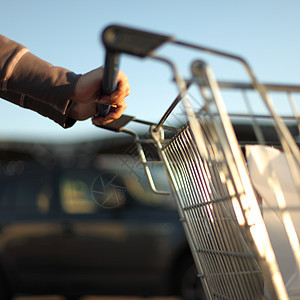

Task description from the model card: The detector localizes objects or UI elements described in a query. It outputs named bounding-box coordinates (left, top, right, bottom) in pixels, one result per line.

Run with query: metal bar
left=183, top=128, right=241, bottom=298
left=165, top=127, right=254, bottom=298
left=185, top=79, right=300, bottom=92
left=192, top=87, right=263, bottom=299
left=287, top=92, right=300, bottom=135
left=163, top=134, right=216, bottom=298
left=196, top=248, right=256, bottom=258
left=153, top=81, right=192, bottom=131
left=144, top=54, right=190, bottom=133
left=132, top=118, right=178, bottom=131
left=122, top=129, right=170, bottom=195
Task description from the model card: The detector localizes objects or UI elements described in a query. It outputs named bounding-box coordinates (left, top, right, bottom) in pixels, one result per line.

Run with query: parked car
left=0, top=148, right=204, bottom=300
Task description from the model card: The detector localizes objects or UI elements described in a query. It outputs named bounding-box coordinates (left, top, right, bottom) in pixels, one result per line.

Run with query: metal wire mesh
left=163, top=121, right=265, bottom=299
left=156, top=60, right=300, bottom=299
left=103, top=27, right=300, bottom=299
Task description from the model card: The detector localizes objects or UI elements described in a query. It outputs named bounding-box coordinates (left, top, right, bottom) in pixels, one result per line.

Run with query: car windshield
left=59, top=154, right=175, bottom=213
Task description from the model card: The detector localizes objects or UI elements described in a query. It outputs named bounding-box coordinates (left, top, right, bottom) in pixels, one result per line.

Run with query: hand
left=68, top=102, right=98, bottom=121
left=70, top=67, right=130, bottom=125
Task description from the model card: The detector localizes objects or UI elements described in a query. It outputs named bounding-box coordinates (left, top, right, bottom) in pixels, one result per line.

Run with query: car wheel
left=65, top=296, right=79, bottom=300
left=0, top=278, right=12, bottom=300
left=178, top=257, right=206, bottom=300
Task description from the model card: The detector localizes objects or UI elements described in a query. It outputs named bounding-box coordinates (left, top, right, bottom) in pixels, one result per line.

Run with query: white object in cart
left=247, top=145, right=300, bottom=298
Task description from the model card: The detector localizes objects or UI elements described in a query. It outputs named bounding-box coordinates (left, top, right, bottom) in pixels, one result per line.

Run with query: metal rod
left=185, top=79, right=300, bottom=92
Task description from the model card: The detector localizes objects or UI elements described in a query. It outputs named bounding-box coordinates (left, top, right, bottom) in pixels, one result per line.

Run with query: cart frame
left=100, top=25, right=300, bottom=300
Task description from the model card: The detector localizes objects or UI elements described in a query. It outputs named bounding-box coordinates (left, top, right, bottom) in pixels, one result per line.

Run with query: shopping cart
left=98, top=25, right=300, bottom=300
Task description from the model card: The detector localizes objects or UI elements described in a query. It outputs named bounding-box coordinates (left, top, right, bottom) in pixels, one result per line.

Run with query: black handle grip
left=102, top=25, right=173, bottom=57
left=94, top=51, right=120, bottom=117
left=102, top=52, right=120, bottom=95
left=94, top=24, right=171, bottom=120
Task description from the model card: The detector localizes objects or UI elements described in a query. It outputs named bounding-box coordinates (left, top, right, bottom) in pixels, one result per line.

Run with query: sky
left=1, top=0, right=300, bottom=143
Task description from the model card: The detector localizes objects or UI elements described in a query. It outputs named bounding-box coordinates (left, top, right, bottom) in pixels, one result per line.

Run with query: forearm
left=0, top=34, right=130, bottom=128
left=0, top=89, right=76, bottom=128
left=0, top=34, right=81, bottom=115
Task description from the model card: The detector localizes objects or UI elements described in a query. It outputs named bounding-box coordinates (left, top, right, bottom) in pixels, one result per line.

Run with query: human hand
left=68, top=102, right=98, bottom=121
left=70, top=67, right=130, bottom=125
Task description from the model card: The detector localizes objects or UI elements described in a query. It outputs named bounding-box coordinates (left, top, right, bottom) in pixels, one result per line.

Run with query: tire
left=0, top=278, right=12, bottom=300
left=65, top=296, right=80, bottom=300
left=177, top=256, right=206, bottom=300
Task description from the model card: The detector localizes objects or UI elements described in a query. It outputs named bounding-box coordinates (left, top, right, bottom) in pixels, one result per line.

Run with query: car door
left=52, top=166, right=124, bottom=291
left=0, top=162, right=61, bottom=290
left=54, top=165, right=184, bottom=294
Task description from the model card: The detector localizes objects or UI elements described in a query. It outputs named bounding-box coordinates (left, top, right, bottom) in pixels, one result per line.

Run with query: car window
left=0, top=162, right=52, bottom=215
left=14, top=175, right=52, bottom=215
left=0, top=177, right=14, bottom=214
left=59, top=159, right=177, bottom=214
left=60, top=168, right=128, bottom=214
left=60, top=177, right=97, bottom=214
left=95, top=154, right=175, bottom=209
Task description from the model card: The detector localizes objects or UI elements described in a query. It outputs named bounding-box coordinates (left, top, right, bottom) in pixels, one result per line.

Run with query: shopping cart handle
left=98, top=51, right=120, bottom=118
left=93, top=50, right=120, bottom=118
left=102, top=24, right=173, bottom=57
left=94, top=24, right=172, bottom=120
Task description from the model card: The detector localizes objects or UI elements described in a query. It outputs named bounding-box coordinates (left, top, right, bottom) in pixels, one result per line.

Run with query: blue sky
left=1, top=0, right=300, bottom=143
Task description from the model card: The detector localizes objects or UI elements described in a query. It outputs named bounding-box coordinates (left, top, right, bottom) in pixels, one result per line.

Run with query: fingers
left=111, top=72, right=131, bottom=104
left=69, top=103, right=98, bottom=121
left=97, top=70, right=130, bottom=105
left=71, top=68, right=130, bottom=125
left=107, top=102, right=127, bottom=119
left=71, top=68, right=104, bottom=104
left=93, top=70, right=130, bottom=126
left=93, top=102, right=127, bottom=126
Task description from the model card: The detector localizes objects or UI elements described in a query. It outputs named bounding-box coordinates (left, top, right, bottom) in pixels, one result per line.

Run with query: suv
left=0, top=148, right=204, bottom=300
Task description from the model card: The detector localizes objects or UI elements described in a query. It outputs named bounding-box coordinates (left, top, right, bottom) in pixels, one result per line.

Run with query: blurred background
left=1, top=1, right=300, bottom=299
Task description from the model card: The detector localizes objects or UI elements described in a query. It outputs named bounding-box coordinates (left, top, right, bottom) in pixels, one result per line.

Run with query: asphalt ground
left=15, top=296, right=179, bottom=300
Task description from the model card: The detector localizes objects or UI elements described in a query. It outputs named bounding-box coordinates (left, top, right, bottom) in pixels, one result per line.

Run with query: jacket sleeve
left=0, top=34, right=81, bottom=127
left=0, top=90, right=76, bottom=128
